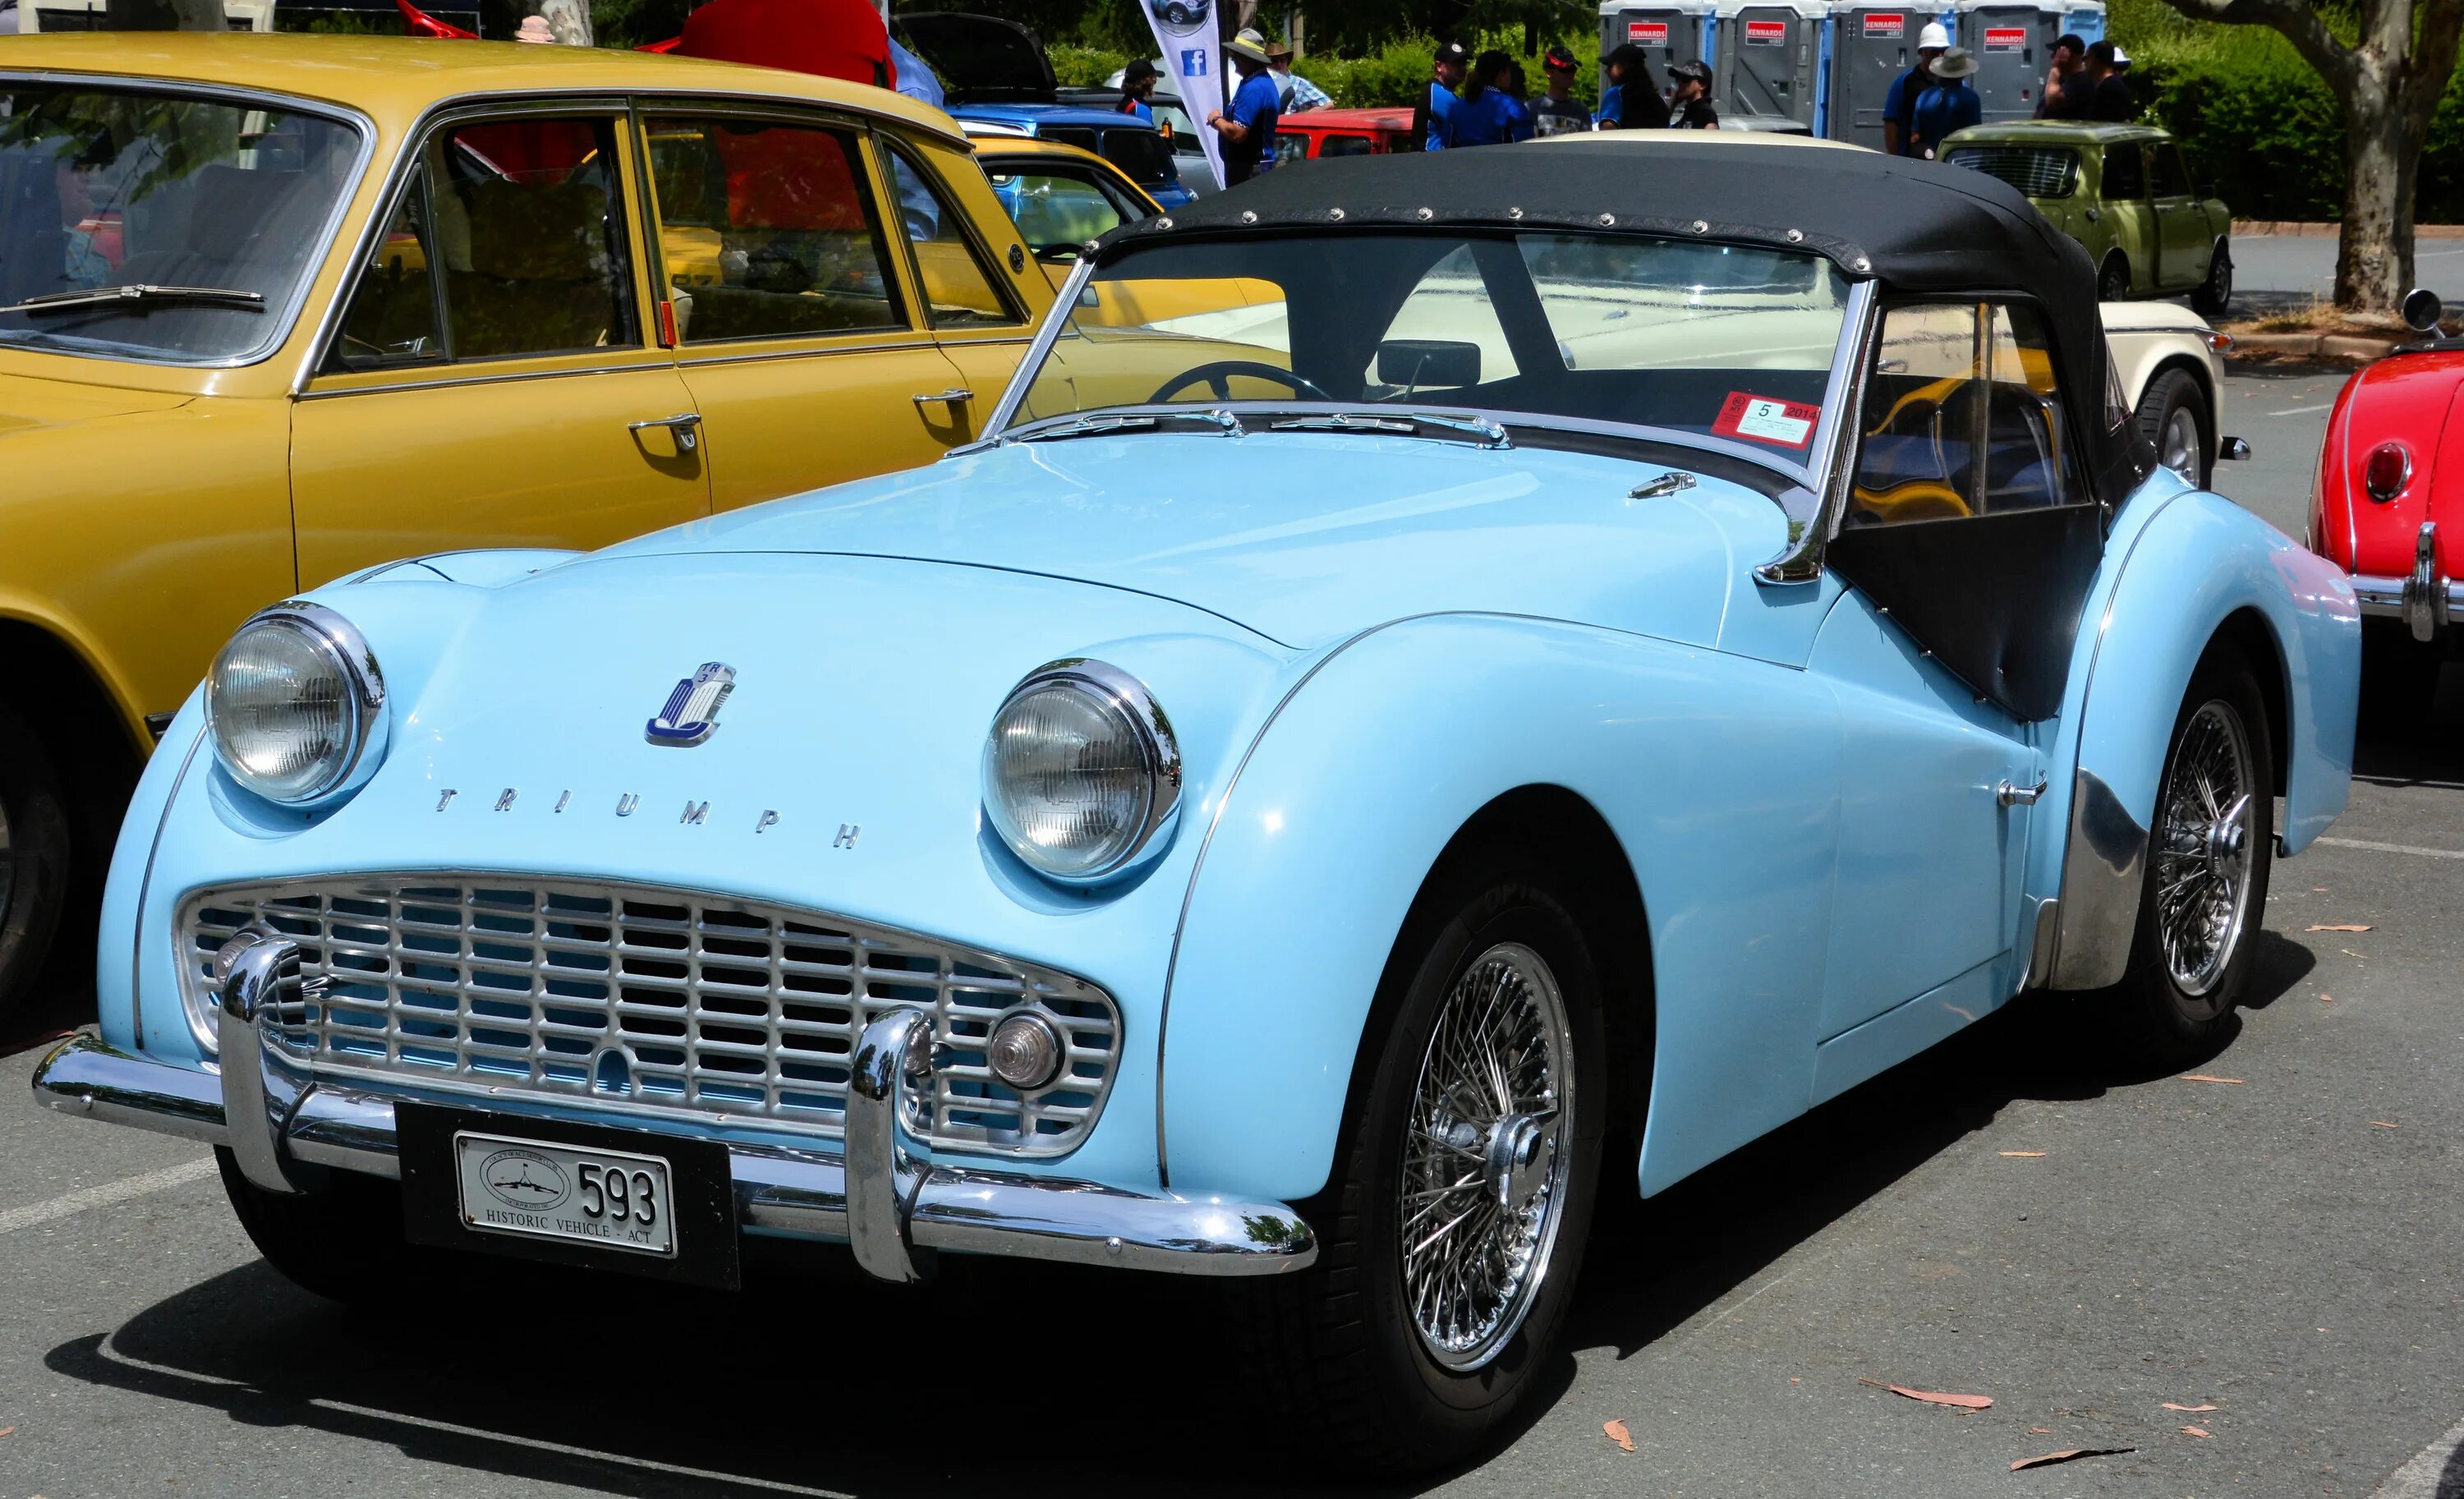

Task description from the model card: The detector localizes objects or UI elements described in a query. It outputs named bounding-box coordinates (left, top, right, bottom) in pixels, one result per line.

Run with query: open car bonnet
left=893, top=11, right=1056, bottom=100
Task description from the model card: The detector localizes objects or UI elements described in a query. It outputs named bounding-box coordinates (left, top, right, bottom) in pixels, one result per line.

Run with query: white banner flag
left=1139, top=0, right=1225, bottom=190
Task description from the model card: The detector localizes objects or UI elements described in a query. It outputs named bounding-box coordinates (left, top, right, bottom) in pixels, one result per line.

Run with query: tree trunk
left=2334, top=64, right=2417, bottom=314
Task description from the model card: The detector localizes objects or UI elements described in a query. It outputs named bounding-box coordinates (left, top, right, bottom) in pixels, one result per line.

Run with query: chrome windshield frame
left=974, top=249, right=1098, bottom=444
left=0, top=70, right=377, bottom=372
left=1757, top=275, right=1879, bottom=585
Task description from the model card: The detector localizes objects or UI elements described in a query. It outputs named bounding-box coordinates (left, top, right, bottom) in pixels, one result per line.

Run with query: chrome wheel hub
left=2154, top=701, right=2255, bottom=1008
left=1400, top=941, right=1574, bottom=1371
left=2161, top=408, right=2201, bottom=485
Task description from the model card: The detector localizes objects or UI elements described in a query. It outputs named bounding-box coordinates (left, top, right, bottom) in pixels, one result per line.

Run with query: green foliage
left=2111, top=0, right=2464, bottom=221
left=1048, top=43, right=1129, bottom=88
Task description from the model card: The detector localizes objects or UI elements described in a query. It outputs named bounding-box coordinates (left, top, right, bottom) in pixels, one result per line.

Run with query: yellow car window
left=641, top=115, right=906, bottom=345
left=885, top=147, right=1024, bottom=331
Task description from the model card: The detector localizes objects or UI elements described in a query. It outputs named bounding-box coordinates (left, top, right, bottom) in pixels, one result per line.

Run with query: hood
left=894, top=11, right=1055, bottom=100
left=0, top=370, right=191, bottom=438
left=606, top=432, right=1781, bottom=651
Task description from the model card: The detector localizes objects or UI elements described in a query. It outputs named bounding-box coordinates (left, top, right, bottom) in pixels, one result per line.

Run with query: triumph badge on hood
left=646, top=662, right=737, bottom=747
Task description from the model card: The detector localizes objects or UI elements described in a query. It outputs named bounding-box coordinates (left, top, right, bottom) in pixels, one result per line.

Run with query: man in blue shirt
left=1414, top=40, right=1469, bottom=149
left=1446, top=51, right=1533, bottom=146
left=1209, top=28, right=1282, bottom=185
left=1117, top=57, right=1159, bottom=124
left=1907, top=46, right=1981, bottom=159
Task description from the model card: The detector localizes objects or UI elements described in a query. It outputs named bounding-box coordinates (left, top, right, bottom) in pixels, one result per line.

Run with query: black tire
left=2135, top=367, right=2210, bottom=488
left=0, top=705, right=72, bottom=1023
left=2112, top=651, right=2274, bottom=1067
left=2358, top=617, right=2443, bottom=733
left=2189, top=241, right=2233, bottom=315
left=2099, top=251, right=2131, bottom=301
left=218, top=1148, right=420, bottom=1306
left=1222, top=867, right=1608, bottom=1469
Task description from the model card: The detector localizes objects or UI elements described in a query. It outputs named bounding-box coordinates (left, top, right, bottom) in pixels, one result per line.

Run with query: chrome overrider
left=2351, top=521, right=2460, bottom=643
left=32, top=933, right=1317, bottom=1280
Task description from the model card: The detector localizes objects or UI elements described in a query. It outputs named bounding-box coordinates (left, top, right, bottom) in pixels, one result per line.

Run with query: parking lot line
left=0, top=1156, right=215, bottom=1238
left=2269, top=403, right=2335, bottom=416
left=2315, top=835, right=2464, bottom=860
left=2374, top=1410, right=2464, bottom=1497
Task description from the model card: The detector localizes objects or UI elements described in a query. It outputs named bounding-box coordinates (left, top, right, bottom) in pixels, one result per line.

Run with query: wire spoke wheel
left=1397, top=940, right=1574, bottom=1370
left=2152, top=700, right=2255, bottom=1009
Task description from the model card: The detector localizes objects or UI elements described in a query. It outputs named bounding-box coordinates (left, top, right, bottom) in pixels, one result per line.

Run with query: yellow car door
left=639, top=108, right=981, bottom=508
left=878, top=136, right=1054, bottom=439
left=290, top=108, right=710, bottom=589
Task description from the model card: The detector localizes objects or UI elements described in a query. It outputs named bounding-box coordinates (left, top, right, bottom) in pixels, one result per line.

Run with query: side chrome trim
left=2019, top=895, right=2060, bottom=991
left=131, top=726, right=210, bottom=1047
left=1757, top=276, right=1879, bottom=586
left=296, top=358, right=676, bottom=401
left=2047, top=769, right=2149, bottom=989
left=675, top=336, right=940, bottom=369
left=972, top=251, right=1096, bottom=445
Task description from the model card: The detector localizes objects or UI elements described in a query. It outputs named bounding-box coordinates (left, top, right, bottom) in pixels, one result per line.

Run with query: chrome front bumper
left=31, top=937, right=1314, bottom=1282
left=2355, top=522, right=2462, bottom=642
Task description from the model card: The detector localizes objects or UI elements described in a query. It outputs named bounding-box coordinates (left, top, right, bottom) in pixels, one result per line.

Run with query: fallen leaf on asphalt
left=2319, top=993, right=2336, bottom=1003
left=2010, top=1447, right=2135, bottom=1471
left=1603, top=1419, right=1634, bottom=1452
left=2308, top=923, right=2373, bottom=932
left=2181, top=1074, right=2245, bottom=1084
left=0, top=1427, right=14, bottom=1440
left=2372, top=1120, right=2402, bottom=1129
left=2162, top=1403, right=2219, bottom=1412
left=1790, top=1377, right=1801, bottom=1383
left=2342, top=949, right=2367, bottom=959
left=1859, top=1378, right=1993, bottom=1408
left=2181, top=1425, right=2211, bottom=1438
left=2030, top=1427, right=2052, bottom=1434
left=2000, top=1151, right=2047, bottom=1157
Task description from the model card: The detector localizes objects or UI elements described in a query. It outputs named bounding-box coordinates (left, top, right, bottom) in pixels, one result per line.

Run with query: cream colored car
left=2101, top=301, right=2238, bottom=488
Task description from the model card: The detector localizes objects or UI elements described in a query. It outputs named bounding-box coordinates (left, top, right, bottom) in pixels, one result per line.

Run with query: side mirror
left=1377, top=338, right=1482, bottom=389
left=2402, top=287, right=2443, bottom=334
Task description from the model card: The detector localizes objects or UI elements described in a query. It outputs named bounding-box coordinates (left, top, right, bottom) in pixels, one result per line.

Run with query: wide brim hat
left=1930, top=46, right=1979, bottom=78
left=1225, top=27, right=1273, bottom=64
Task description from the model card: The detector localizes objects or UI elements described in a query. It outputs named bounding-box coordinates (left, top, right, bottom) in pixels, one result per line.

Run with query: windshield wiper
left=1011, top=407, right=1243, bottom=444
left=1268, top=410, right=1511, bottom=449
left=0, top=283, right=265, bottom=316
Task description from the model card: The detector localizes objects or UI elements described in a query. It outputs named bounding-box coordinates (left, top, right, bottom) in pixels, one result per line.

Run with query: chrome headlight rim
left=205, top=600, right=388, bottom=807
left=982, top=657, right=1182, bottom=885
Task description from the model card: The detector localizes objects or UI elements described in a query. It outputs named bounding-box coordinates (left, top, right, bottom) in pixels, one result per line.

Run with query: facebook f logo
left=1180, top=48, right=1207, bottom=76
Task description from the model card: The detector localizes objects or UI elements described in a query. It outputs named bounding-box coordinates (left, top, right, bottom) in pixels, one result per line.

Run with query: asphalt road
left=2228, top=232, right=2464, bottom=318
left=3, top=375, right=2460, bottom=1499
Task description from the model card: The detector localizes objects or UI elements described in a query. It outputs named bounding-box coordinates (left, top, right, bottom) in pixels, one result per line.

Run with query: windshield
left=1011, top=231, right=1852, bottom=464
left=0, top=85, right=361, bottom=364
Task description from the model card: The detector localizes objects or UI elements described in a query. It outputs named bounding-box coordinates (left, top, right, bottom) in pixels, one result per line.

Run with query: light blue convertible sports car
left=35, top=137, right=2356, bottom=1465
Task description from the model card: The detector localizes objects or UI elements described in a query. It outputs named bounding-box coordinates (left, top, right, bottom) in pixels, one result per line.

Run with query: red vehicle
left=1273, top=106, right=1418, bottom=165
left=2310, top=288, right=2460, bottom=720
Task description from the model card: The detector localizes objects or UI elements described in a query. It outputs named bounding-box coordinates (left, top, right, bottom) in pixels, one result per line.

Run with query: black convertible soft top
left=1101, top=138, right=2135, bottom=496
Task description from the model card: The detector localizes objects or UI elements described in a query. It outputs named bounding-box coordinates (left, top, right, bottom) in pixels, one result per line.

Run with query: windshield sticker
left=1713, top=393, right=1819, bottom=448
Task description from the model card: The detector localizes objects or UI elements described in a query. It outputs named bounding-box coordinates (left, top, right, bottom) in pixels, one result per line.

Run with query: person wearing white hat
left=1883, top=19, right=1951, bottom=157
left=1207, top=27, right=1283, bottom=185
left=1907, top=44, right=1981, bottom=159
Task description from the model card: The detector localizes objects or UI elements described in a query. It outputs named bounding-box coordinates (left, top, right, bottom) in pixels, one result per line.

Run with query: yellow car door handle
left=912, top=388, right=973, bottom=407
left=630, top=412, right=702, bottom=452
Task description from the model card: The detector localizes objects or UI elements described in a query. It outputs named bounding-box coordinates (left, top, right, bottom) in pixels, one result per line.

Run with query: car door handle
left=629, top=412, right=701, bottom=452
left=912, top=388, right=973, bottom=407
left=1997, top=776, right=2048, bottom=807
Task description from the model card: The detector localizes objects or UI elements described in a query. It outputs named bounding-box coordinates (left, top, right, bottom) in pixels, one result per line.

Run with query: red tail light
left=2365, top=442, right=2413, bottom=503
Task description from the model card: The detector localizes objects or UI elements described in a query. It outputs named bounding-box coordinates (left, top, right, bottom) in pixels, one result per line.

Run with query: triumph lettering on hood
left=431, top=786, right=852, bottom=844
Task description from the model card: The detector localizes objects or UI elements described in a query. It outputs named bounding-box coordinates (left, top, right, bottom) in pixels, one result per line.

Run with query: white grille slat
left=179, top=876, right=1120, bottom=1156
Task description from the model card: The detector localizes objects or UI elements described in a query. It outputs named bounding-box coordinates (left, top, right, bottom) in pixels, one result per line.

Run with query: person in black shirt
left=1528, top=44, right=1592, bottom=136
left=2035, top=32, right=2088, bottom=119
left=1666, top=58, right=1717, bottom=128
left=2082, top=39, right=2137, bottom=121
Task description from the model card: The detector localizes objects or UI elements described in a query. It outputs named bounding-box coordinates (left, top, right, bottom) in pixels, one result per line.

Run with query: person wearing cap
left=1594, top=44, right=1669, bottom=129
left=1265, top=38, right=1331, bottom=113
left=1908, top=44, right=1980, bottom=157
left=2082, top=39, right=2137, bottom=121
left=1117, top=57, right=1159, bottom=123
left=1666, top=58, right=1717, bottom=128
left=1526, top=44, right=1592, bottom=136
left=1414, top=40, right=1470, bottom=150
left=2035, top=32, right=2089, bottom=119
left=1208, top=28, right=1283, bottom=185
left=1882, top=20, right=1948, bottom=157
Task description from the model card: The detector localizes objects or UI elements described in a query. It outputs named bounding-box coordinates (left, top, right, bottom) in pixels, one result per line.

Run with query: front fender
left=1159, top=614, right=1845, bottom=1205
left=2043, top=483, right=2359, bottom=990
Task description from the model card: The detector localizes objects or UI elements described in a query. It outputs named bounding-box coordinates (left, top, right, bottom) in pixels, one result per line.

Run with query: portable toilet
left=1599, top=0, right=1721, bottom=80
left=2064, top=2, right=2106, bottom=42
left=1826, top=3, right=1954, bottom=149
left=1955, top=0, right=2066, bottom=121
left=1712, top=0, right=1829, bottom=132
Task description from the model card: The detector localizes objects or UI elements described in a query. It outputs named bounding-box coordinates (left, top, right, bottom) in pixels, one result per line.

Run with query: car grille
left=1942, top=145, right=2078, bottom=200
left=177, top=876, right=1122, bottom=1157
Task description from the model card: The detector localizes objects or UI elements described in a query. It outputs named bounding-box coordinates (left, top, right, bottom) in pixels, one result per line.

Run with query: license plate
left=452, top=1130, right=677, bottom=1258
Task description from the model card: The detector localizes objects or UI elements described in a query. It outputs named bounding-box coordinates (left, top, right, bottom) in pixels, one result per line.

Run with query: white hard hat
left=2110, top=43, right=2131, bottom=63
left=1918, top=20, right=1951, bottom=48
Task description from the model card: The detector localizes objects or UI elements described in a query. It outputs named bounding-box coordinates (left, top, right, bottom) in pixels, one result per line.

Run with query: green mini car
left=1939, top=122, right=2233, bottom=314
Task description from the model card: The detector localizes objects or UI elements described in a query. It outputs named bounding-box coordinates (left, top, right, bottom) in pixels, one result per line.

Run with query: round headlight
left=981, top=660, right=1180, bottom=882
left=206, top=602, right=387, bottom=806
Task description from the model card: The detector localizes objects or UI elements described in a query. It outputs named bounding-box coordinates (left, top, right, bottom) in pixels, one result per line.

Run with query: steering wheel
left=1147, top=361, right=1332, bottom=404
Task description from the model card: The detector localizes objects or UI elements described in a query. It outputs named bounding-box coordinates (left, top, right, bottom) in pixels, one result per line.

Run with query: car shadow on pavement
left=36, top=936, right=2318, bottom=1499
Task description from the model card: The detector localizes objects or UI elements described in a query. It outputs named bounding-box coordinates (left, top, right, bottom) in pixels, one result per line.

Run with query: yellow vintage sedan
left=0, top=32, right=1054, bottom=1013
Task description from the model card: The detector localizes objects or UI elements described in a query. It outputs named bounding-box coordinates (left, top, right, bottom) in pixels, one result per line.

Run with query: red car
left=1273, top=106, right=1417, bottom=164
left=2310, top=288, right=2459, bottom=720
